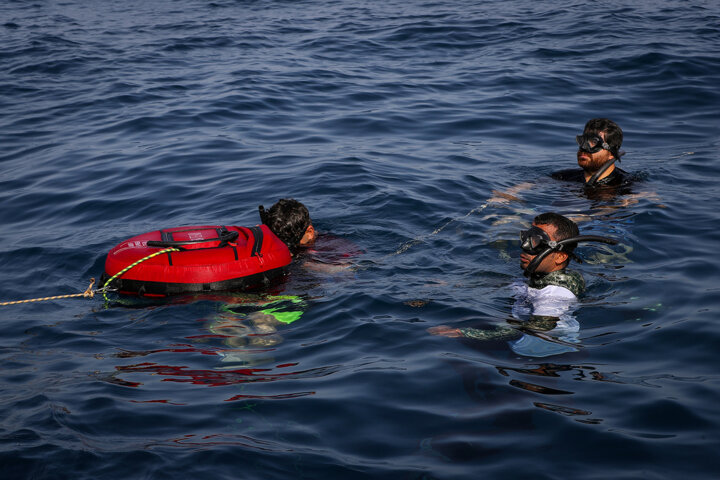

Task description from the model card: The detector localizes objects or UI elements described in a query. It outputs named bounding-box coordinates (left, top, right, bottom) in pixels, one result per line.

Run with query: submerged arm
left=488, top=182, right=535, bottom=205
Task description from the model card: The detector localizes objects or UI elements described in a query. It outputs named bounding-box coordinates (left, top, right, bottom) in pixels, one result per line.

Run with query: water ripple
left=2, top=0, right=720, bottom=478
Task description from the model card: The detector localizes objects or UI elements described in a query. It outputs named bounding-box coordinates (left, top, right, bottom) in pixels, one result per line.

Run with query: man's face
left=577, top=130, right=614, bottom=173
left=520, top=222, right=566, bottom=274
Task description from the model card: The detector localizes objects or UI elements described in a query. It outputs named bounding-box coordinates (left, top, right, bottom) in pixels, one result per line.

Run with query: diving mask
left=576, top=133, right=611, bottom=154
left=520, top=225, right=619, bottom=277
left=520, top=225, right=555, bottom=255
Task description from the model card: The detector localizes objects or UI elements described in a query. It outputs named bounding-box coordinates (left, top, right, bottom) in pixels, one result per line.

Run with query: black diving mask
left=576, top=133, right=611, bottom=154
left=520, top=225, right=619, bottom=277
left=520, top=225, right=555, bottom=255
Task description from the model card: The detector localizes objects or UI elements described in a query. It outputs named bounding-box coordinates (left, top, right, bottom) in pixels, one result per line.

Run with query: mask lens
left=576, top=133, right=605, bottom=153
left=520, top=226, right=550, bottom=254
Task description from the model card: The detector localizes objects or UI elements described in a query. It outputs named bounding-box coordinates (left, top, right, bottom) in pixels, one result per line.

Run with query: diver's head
left=520, top=213, right=579, bottom=276
left=576, top=118, right=624, bottom=180
left=520, top=212, right=619, bottom=278
left=259, top=198, right=316, bottom=252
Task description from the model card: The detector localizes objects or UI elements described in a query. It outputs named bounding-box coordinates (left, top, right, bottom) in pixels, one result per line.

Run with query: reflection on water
left=2, top=0, right=719, bottom=476
left=99, top=296, right=313, bottom=398
left=439, top=356, right=609, bottom=429
left=207, top=296, right=307, bottom=366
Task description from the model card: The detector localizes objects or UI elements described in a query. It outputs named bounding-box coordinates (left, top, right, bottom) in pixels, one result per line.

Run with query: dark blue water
left=2, top=1, right=720, bottom=478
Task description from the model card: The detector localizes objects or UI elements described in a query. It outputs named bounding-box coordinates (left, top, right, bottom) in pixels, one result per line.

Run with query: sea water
left=1, top=1, right=719, bottom=478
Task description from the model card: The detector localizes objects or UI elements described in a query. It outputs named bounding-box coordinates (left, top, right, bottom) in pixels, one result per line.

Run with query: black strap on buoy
left=249, top=226, right=264, bottom=257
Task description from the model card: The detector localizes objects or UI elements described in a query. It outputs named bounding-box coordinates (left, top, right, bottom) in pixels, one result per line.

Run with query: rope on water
left=0, top=247, right=181, bottom=306
left=382, top=202, right=490, bottom=259
left=100, top=247, right=180, bottom=300
left=0, top=278, right=97, bottom=306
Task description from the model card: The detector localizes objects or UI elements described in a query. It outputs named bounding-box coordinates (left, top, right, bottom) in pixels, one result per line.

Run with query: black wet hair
left=583, top=118, right=623, bottom=158
left=533, top=212, right=580, bottom=258
left=259, top=198, right=311, bottom=252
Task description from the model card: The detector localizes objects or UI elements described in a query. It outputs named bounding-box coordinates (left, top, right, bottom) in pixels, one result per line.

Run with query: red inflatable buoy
left=101, top=225, right=291, bottom=296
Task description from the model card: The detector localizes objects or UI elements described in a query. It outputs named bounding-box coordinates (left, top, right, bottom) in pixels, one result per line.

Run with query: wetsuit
left=527, top=269, right=585, bottom=298
left=551, top=167, right=631, bottom=187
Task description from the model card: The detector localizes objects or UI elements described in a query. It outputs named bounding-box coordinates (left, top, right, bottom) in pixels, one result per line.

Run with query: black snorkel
left=575, top=134, right=625, bottom=187
left=258, top=205, right=269, bottom=224
left=576, top=133, right=625, bottom=187
left=586, top=158, right=617, bottom=186
left=586, top=150, right=626, bottom=186
left=258, top=204, right=311, bottom=255
left=523, top=235, right=619, bottom=278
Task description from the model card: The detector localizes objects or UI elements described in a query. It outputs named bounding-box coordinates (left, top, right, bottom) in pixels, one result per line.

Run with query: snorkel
left=586, top=158, right=618, bottom=185
left=258, top=205, right=269, bottom=224
left=521, top=226, right=618, bottom=278
left=258, top=203, right=312, bottom=253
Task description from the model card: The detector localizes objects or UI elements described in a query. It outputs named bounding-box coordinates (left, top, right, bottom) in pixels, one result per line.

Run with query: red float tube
left=101, top=225, right=292, bottom=296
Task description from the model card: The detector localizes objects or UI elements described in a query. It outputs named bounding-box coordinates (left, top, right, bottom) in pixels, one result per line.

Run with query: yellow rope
left=100, top=247, right=180, bottom=300
left=0, top=278, right=96, bottom=306
left=0, top=247, right=180, bottom=306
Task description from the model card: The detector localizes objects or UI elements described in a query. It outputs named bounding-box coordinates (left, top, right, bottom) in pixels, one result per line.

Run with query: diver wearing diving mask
left=554, top=118, right=628, bottom=187
left=520, top=214, right=617, bottom=287
left=429, top=213, right=619, bottom=357
left=488, top=118, right=636, bottom=207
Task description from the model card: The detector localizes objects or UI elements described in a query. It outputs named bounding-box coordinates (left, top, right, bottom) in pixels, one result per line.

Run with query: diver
left=208, top=199, right=361, bottom=366
left=259, top=198, right=318, bottom=254
left=552, top=118, right=628, bottom=186
left=429, top=212, right=617, bottom=357
left=488, top=118, right=636, bottom=206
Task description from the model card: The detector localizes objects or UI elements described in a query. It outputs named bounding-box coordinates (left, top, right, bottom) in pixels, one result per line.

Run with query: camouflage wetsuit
left=529, top=269, right=585, bottom=298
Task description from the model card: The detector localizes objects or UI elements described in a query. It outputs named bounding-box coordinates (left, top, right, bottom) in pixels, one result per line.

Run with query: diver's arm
left=301, top=259, right=353, bottom=273
left=428, top=325, right=520, bottom=341
left=427, top=325, right=464, bottom=337
left=509, top=315, right=559, bottom=332
left=618, top=189, right=664, bottom=208
left=488, top=182, right=534, bottom=205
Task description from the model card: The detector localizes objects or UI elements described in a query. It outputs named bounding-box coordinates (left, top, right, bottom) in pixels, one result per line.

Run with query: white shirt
left=508, top=280, right=581, bottom=357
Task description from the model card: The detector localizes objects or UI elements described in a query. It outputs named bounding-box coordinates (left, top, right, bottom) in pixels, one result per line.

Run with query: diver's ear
left=554, top=252, right=569, bottom=265
left=299, top=225, right=316, bottom=245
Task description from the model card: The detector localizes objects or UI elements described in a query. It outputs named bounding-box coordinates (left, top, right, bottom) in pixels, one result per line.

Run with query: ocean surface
left=2, top=0, right=719, bottom=478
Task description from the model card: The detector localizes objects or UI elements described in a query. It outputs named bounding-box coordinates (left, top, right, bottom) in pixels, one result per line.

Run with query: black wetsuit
left=551, top=166, right=630, bottom=187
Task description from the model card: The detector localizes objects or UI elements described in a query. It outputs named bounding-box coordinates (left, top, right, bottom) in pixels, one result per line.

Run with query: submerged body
left=458, top=270, right=586, bottom=357
left=430, top=213, right=614, bottom=358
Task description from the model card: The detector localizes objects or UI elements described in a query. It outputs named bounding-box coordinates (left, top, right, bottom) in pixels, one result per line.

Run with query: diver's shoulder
left=551, top=168, right=584, bottom=182
left=531, top=269, right=585, bottom=298
left=551, top=166, right=638, bottom=187
left=603, top=166, right=630, bottom=183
